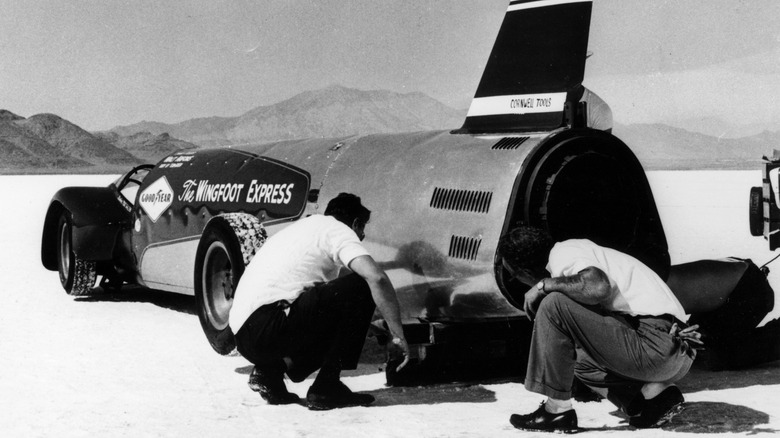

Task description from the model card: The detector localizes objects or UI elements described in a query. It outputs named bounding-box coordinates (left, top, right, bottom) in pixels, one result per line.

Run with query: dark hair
left=324, top=193, right=371, bottom=226
left=497, top=226, right=554, bottom=273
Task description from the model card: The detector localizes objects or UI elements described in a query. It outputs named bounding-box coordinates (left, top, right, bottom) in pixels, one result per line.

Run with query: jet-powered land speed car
left=44, top=0, right=713, bottom=378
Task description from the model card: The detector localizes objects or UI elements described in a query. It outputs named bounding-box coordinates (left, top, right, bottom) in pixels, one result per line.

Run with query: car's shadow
left=75, top=285, right=196, bottom=315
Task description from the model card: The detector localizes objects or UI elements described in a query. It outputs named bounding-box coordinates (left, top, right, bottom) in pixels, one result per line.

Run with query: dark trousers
left=525, top=292, right=695, bottom=410
left=234, top=273, right=376, bottom=380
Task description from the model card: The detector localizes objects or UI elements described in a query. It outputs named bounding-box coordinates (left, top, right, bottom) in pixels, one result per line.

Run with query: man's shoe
left=248, top=367, right=300, bottom=405
left=629, top=386, right=685, bottom=428
left=509, top=402, right=579, bottom=434
left=623, top=395, right=644, bottom=417
left=306, top=380, right=375, bottom=411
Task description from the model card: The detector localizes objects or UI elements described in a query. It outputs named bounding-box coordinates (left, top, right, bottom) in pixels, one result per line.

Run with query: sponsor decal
left=139, top=176, right=174, bottom=222
left=467, top=92, right=566, bottom=117
left=158, top=153, right=195, bottom=169
left=115, top=192, right=133, bottom=212
left=178, top=179, right=295, bottom=205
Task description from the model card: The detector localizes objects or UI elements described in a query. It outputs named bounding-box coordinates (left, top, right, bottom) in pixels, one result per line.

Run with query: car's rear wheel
left=57, top=212, right=97, bottom=296
left=195, top=214, right=267, bottom=355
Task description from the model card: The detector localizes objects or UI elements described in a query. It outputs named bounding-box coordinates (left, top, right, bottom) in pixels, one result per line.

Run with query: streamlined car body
left=41, top=0, right=672, bottom=367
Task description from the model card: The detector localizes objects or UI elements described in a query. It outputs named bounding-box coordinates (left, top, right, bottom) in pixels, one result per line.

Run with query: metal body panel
left=139, top=237, right=199, bottom=295
left=238, top=130, right=549, bottom=322
left=321, top=132, right=535, bottom=322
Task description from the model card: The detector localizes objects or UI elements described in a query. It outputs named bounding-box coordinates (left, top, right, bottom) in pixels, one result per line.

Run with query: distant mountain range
left=614, top=123, right=776, bottom=170
left=0, top=109, right=196, bottom=174
left=109, top=85, right=465, bottom=148
left=1, top=85, right=777, bottom=174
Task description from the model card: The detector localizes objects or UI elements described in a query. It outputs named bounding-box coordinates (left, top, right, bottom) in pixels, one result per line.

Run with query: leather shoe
left=306, top=380, right=375, bottom=411
left=629, top=386, right=684, bottom=428
left=248, top=367, right=300, bottom=405
left=509, top=402, right=579, bottom=434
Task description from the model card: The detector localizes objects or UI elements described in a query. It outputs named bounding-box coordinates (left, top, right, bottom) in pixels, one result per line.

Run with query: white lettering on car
left=192, top=180, right=245, bottom=203
left=178, top=179, right=296, bottom=205
left=246, top=180, right=295, bottom=204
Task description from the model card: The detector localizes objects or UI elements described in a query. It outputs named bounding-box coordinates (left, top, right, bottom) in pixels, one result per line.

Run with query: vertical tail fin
left=456, top=0, right=592, bottom=134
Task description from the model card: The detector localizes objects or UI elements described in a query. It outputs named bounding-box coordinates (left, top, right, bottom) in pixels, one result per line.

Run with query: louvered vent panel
left=430, top=188, right=493, bottom=214
left=448, top=235, right=482, bottom=261
left=491, top=137, right=530, bottom=150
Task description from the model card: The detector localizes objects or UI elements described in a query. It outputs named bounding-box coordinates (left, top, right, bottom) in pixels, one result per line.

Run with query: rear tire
left=56, top=212, right=98, bottom=296
left=194, top=214, right=267, bottom=355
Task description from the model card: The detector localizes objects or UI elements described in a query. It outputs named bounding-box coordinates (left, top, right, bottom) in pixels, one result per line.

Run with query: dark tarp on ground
left=687, top=259, right=779, bottom=370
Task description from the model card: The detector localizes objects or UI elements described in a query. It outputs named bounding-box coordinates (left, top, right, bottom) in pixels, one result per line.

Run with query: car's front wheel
left=57, top=212, right=98, bottom=296
left=194, top=214, right=267, bottom=355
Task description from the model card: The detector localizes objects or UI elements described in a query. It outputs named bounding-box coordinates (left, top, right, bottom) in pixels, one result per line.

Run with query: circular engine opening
left=543, top=152, right=641, bottom=250
left=496, top=130, right=669, bottom=310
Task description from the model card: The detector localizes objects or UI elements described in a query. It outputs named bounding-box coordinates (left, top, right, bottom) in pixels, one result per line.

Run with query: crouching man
left=229, top=193, right=410, bottom=410
left=498, top=226, right=702, bottom=432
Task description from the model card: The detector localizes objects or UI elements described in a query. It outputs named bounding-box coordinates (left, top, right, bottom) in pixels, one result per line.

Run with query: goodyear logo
left=139, top=176, right=174, bottom=222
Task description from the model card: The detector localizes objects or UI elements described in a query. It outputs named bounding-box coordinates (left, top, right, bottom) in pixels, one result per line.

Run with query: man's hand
left=523, top=284, right=546, bottom=321
left=670, top=323, right=705, bottom=350
left=390, top=337, right=411, bottom=372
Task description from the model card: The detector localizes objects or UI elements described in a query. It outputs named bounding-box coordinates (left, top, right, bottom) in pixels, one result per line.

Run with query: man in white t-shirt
left=229, top=193, right=410, bottom=410
left=497, top=227, right=702, bottom=432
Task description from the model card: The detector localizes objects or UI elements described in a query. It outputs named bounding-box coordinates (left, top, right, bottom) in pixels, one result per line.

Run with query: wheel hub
left=203, top=242, right=234, bottom=330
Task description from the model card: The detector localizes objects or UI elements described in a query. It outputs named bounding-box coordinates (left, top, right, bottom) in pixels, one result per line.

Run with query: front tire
left=56, top=212, right=98, bottom=296
left=194, top=214, right=267, bottom=355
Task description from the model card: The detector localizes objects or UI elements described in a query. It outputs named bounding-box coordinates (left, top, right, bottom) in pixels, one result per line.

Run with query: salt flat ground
left=0, top=171, right=777, bottom=438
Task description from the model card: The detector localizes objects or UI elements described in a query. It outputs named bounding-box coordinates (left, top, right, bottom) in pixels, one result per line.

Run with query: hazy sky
left=1, top=0, right=778, bottom=135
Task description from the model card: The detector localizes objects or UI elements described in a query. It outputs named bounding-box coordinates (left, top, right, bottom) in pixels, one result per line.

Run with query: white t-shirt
left=547, top=239, right=686, bottom=320
left=229, top=214, right=369, bottom=332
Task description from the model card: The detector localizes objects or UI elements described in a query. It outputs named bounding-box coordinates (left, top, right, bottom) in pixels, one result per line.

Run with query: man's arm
left=524, top=266, right=613, bottom=320
left=544, top=266, right=613, bottom=305
left=348, top=254, right=410, bottom=370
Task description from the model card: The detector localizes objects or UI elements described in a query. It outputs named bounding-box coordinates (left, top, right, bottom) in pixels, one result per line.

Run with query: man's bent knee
left=537, top=291, right=571, bottom=315
left=535, top=292, right=595, bottom=326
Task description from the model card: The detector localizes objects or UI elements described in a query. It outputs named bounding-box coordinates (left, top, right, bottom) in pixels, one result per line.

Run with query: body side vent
left=448, top=235, right=482, bottom=261
left=431, top=188, right=493, bottom=214
left=492, top=137, right=530, bottom=150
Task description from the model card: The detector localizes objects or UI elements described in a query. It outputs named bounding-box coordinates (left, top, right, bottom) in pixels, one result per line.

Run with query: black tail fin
left=457, top=0, right=592, bottom=134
